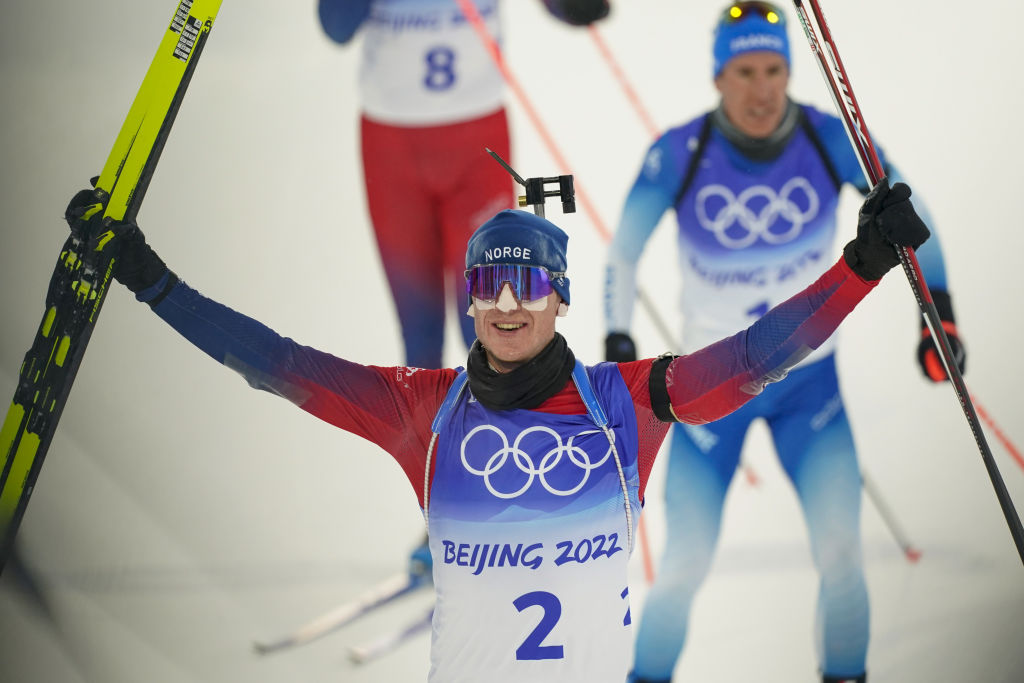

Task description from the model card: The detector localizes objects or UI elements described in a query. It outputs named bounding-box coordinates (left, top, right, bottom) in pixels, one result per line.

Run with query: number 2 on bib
left=512, top=587, right=633, bottom=660
left=513, top=591, right=564, bottom=660
left=423, top=46, right=457, bottom=91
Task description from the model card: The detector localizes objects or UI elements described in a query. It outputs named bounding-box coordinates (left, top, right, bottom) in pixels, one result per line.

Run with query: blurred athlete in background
left=604, top=4, right=964, bottom=682
left=318, top=0, right=610, bottom=369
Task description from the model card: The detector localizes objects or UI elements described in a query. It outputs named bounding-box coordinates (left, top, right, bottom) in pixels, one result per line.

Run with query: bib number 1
left=746, top=300, right=770, bottom=320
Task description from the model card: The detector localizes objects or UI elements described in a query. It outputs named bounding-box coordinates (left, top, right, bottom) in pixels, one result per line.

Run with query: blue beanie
left=713, top=2, right=790, bottom=77
left=465, top=210, right=571, bottom=305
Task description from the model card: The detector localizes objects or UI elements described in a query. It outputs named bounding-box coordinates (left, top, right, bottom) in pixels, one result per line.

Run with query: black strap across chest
left=672, top=108, right=844, bottom=208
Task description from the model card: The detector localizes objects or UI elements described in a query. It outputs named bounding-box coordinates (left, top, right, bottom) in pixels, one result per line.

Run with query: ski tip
left=904, top=547, right=923, bottom=564
left=348, top=647, right=371, bottom=665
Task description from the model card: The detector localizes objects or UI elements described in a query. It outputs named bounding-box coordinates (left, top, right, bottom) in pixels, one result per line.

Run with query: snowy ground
left=1, top=1, right=1022, bottom=681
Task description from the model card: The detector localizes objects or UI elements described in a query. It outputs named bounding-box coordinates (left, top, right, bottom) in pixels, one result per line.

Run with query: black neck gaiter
left=466, top=333, right=575, bottom=411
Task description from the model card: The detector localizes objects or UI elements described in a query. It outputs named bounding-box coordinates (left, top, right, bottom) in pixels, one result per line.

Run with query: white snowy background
left=1, top=1, right=1022, bottom=681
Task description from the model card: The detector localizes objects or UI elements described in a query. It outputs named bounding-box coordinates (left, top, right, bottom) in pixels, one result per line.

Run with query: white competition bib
left=360, top=0, right=504, bottom=126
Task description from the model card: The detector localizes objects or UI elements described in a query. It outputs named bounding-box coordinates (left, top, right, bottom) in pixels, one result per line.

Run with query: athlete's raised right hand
left=65, top=184, right=177, bottom=305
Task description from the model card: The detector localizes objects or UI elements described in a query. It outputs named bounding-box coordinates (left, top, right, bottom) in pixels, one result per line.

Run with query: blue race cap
left=713, top=2, right=790, bottom=77
left=465, top=210, right=571, bottom=305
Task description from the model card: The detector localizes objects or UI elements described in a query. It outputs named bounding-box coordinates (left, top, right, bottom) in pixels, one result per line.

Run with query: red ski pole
left=587, top=25, right=660, bottom=139
left=791, top=0, right=1024, bottom=565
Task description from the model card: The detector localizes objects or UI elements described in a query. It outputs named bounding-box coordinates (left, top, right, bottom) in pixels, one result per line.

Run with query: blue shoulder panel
left=431, top=368, right=469, bottom=433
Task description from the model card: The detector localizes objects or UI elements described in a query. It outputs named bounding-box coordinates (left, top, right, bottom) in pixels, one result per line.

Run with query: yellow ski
left=0, top=0, right=224, bottom=571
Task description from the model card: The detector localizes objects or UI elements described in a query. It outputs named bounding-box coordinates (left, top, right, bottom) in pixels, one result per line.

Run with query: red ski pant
left=361, top=108, right=515, bottom=368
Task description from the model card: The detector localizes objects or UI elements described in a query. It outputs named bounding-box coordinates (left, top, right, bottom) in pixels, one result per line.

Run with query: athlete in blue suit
left=604, top=4, right=966, bottom=682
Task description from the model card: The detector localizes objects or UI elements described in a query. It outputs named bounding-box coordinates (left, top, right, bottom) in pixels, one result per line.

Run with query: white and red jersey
left=359, top=0, right=504, bottom=126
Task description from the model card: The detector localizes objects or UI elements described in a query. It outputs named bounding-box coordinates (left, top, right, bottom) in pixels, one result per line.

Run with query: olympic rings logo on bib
left=695, top=177, right=819, bottom=249
left=461, top=425, right=612, bottom=499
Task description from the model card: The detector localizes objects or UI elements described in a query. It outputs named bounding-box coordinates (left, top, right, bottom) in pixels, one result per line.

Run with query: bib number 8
left=423, top=46, right=457, bottom=91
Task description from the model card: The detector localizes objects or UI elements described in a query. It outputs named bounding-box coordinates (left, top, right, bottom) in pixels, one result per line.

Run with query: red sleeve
left=667, top=257, right=875, bottom=423
left=149, top=279, right=456, bottom=507
left=296, top=363, right=458, bottom=507
left=612, top=258, right=876, bottom=500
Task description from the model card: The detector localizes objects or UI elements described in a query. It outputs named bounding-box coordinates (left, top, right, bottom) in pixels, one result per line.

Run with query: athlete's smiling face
left=472, top=285, right=561, bottom=373
left=715, top=51, right=790, bottom=138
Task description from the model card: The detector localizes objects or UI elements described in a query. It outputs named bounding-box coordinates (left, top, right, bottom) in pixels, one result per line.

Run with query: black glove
left=917, top=289, right=966, bottom=382
left=544, top=0, right=610, bottom=25
left=605, top=331, right=637, bottom=362
left=844, top=178, right=930, bottom=281
left=65, top=185, right=177, bottom=305
left=64, top=184, right=105, bottom=230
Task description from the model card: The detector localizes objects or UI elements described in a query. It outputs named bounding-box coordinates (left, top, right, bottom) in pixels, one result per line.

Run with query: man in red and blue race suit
left=64, top=167, right=929, bottom=681
left=603, top=4, right=966, bottom=682
left=317, top=0, right=610, bottom=370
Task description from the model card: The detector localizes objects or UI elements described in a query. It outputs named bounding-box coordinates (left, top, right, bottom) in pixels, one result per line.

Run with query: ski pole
left=587, top=25, right=660, bottom=139
left=453, top=0, right=657, bottom=584
left=348, top=607, right=434, bottom=665
left=791, top=0, right=1024, bottom=565
left=862, top=470, right=921, bottom=563
left=972, top=395, right=1024, bottom=474
left=253, top=572, right=428, bottom=655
